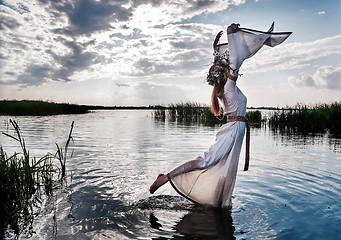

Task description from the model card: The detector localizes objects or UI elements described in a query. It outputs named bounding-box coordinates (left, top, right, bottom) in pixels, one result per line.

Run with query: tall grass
left=169, top=102, right=210, bottom=123
left=245, top=110, right=265, bottom=127
left=268, top=102, right=341, bottom=134
left=55, top=121, right=74, bottom=178
left=154, top=102, right=225, bottom=125
left=0, top=120, right=74, bottom=237
left=154, top=102, right=264, bottom=125
left=154, top=101, right=340, bottom=134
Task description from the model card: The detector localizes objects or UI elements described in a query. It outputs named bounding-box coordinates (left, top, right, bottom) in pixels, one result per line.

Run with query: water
left=1, top=110, right=340, bottom=240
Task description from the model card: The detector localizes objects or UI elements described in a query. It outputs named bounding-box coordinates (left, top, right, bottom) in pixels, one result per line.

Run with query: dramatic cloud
left=16, top=64, right=54, bottom=86
left=0, top=0, right=242, bottom=87
left=288, top=65, right=341, bottom=90
left=44, top=0, right=133, bottom=36
left=39, top=0, right=241, bottom=36
left=46, top=39, right=102, bottom=82
left=1, top=0, right=340, bottom=107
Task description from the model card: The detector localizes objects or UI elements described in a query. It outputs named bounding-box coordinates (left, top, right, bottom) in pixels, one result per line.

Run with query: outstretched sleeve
left=227, top=23, right=292, bottom=77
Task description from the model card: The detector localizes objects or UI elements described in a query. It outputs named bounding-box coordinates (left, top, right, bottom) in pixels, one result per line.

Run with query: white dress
left=169, top=79, right=247, bottom=207
left=168, top=23, right=291, bottom=207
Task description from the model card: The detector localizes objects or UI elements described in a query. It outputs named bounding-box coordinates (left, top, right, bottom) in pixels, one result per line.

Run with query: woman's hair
left=210, top=80, right=226, bottom=116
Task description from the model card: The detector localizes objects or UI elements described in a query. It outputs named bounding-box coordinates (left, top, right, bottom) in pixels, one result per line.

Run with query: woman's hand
left=227, top=23, right=240, bottom=35
left=213, top=30, right=223, bottom=49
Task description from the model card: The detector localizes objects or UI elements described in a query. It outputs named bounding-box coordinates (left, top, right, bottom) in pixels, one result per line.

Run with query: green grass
left=0, top=100, right=88, bottom=115
left=0, top=120, right=74, bottom=237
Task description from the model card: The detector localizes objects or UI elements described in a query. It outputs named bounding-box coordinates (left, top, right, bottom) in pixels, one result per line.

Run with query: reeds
left=154, top=101, right=340, bottom=134
left=245, top=110, right=264, bottom=127
left=154, top=102, right=264, bottom=125
left=268, top=102, right=341, bottom=134
left=169, top=102, right=211, bottom=123
left=0, top=120, right=74, bottom=236
left=154, top=102, right=225, bottom=124
left=55, top=121, right=74, bottom=178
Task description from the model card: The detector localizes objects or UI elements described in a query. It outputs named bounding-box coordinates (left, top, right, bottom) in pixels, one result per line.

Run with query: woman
left=149, top=22, right=291, bottom=207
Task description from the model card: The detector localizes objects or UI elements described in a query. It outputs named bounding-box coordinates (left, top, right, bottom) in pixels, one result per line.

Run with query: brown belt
left=226, top=115, right=250, bottom=171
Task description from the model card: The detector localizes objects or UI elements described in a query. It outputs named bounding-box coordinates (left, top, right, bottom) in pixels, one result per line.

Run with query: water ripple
left=1, top=111, right=340, bottom=239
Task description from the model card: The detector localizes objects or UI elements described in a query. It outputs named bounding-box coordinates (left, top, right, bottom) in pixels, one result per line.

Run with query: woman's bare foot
left=149, top=174, right=168, bottom=194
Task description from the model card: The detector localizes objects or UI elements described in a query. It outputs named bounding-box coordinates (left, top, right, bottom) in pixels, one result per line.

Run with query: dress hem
left=169, top=178, right=200, bottom=205
left=169, top=178, right=228, bottom=208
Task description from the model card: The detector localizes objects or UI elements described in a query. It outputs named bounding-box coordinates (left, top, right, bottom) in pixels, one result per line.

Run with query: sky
left=0, top=0, right=340, bottom=107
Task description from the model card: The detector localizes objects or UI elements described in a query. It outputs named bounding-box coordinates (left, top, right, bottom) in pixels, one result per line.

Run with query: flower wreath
left=206, top=48, right=238, bottom=86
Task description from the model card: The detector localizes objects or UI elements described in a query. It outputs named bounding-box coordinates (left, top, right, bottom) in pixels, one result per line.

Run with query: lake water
left=1, top=110, right=340, bottom=240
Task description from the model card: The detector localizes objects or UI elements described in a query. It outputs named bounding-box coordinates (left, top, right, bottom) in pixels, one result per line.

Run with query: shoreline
left=0, top=100, right=281, bottom=116
left=1, top=100, right=340, bottom=135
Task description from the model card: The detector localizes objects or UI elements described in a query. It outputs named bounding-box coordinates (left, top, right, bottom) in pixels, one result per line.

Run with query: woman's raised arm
left=213, top=31, right=223, bottom=49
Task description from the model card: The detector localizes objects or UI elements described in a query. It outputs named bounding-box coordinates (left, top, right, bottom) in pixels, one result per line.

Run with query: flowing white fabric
left=217, top=22, right=292, bottom=77
left=227, top=23, right=292, bottom=77
left=168, top=23, right=291, bottom=207
left=169, top=80, right=246, bottom=207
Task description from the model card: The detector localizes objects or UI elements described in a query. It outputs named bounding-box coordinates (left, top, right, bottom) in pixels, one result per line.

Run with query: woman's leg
left=168, top=157, right=204, bottom=178
left=149, top=157, right=205, bottom=194
left=149, top=174, right=168, bottom=194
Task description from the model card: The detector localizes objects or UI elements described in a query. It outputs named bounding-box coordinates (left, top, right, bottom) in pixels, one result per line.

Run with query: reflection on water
left=0, top=110, right=340, bottom=239
left=269, top=128, right=341, bottom=153
left=150, top=206, right=235, bottom=240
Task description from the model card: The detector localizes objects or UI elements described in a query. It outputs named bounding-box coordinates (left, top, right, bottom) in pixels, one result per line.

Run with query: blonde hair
left=210, top=80, right=226, bottom=116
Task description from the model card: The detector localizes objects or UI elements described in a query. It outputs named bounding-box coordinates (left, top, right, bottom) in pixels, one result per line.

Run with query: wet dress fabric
left=168, top=23, right=292, bottom=207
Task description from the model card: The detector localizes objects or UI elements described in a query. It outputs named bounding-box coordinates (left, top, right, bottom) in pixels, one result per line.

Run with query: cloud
left=132, top=58, right=177, bottom=76
left=12, top=39, right=102, bottom=85
left=243, top=34, right=341, bottom=73
left=110, top=81, right=190, bottom=106
left=288, top=65, right=341, bottom=90
left=0, top=1, right=30, bottom=15
left=133, top=81, right=188, bottom=104
left=0, top=53, right=7, bottom=60
left=1, top=0, right=239, bottom=87
left=41, top=0, right=242, bottom=37
left=169, top=38, right=208, bottom=49
left=16, top=64, right=53, bottom=86
left=318, top=11, right=326, bottom=15
left=130, top=45, right=209, bottom=77
left=45, top=0, right=133, bottom=36
left=0, top=14, right=21, bottom=30
left=48, top=40, right=101, bottom=81
left=288, top=72, right=314, bottom=88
